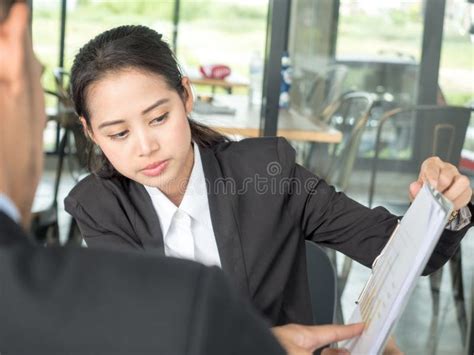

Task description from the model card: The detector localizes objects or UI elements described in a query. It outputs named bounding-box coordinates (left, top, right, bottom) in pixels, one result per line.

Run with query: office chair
left=305, top=240, right=338, bottom=355
left=305, top=240, right=337, bottom=326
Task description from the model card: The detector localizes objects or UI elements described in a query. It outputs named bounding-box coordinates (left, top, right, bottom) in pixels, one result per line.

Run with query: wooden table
left=192, top=95, right=342, bottom=144
left=190, top=74, right=249, bottom=95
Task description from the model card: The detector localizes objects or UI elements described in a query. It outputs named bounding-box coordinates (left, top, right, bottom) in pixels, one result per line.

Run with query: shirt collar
left=0, top=193, right=21, bottom=223
left=144, top=142, right=209, bottom=235
left=180, top=142, right=209, bottom=224
left=145, top=184, right=177, bottom=236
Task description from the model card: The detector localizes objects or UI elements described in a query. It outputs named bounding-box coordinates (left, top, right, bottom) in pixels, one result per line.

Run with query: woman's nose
left=137, top=130, right=160, bottom=157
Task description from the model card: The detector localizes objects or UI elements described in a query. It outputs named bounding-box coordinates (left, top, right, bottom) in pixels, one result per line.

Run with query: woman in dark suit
left=64, top=25, right=472, bottom=350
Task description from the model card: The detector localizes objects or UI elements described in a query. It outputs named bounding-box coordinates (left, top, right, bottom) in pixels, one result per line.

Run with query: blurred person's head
left=0, top=0, right=46, bottom=227
left=70, top=25, right=226, bottom=200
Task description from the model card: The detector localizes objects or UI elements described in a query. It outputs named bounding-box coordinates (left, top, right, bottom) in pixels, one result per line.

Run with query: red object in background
left=199, top=64, right=231, bottom=80
left=460, top=157, right=474, bottom=171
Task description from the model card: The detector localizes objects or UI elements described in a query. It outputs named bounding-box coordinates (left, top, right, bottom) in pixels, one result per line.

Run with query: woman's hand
left=409, top=156, right=472, bottom=211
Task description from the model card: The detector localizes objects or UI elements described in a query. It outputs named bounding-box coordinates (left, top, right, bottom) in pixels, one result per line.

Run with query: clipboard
left=341, top=184, right=453, bottom=354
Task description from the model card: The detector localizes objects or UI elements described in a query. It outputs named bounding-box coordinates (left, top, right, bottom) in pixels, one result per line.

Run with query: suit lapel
left=128, top=181, right=165, bottom=256
left=200, top=146, right=250, bottom=298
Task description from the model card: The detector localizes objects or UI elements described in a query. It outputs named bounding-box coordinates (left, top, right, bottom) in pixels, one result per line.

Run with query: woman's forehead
left=86, top=70, right=175, bottom=123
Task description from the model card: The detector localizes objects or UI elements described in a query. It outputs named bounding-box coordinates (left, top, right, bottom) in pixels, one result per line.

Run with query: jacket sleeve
left=276, top=137, right=470, bottom=275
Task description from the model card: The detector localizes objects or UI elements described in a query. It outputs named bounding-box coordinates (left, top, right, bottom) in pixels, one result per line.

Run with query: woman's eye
left=150, top=113, right=169, bottom=125
left=109, top=130, right=129, bottom=140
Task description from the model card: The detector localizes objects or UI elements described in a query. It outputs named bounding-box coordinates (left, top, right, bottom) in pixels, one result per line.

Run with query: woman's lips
left=141, top=160, right=169, bottom=177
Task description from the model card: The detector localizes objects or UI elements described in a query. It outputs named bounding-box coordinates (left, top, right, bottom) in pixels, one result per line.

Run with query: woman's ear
left=79, top=117, right=96, bottom=144
left=181, top=77, right=194, bottom=115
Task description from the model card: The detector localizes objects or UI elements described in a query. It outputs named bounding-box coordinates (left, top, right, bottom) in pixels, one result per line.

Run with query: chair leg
left=323, top=248, right=345, bottom=324
left=429, top=268, right=444, bottom=316
left=325, top=251, right=352, bottom=296
left=449, top=247, right=467, bottom=344
left=46, top=221, right=60, bottom=246
left=338, top=257, right=353, bottom=296
left=335, top=294, right=345, bottom=324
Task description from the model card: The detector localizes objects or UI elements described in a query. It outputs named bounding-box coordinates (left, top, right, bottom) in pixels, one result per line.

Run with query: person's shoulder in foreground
left=0, top=210, right=284, bottom=354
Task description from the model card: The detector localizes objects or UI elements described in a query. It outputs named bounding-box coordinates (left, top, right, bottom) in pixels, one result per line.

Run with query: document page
left=342, top=184, right=453, bottom=354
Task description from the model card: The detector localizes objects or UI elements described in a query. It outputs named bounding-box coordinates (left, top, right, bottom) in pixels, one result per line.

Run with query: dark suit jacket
left=0, top=211, right=283, bottom=354
left=65, top=137, right=472, bottom=326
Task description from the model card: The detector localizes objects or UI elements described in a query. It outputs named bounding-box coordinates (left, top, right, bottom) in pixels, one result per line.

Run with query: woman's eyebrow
left=142, top=98, right=169, bottom=115
left=98, top=119, right=125, bottom=130
left=97, top=98, right=170, bottom=130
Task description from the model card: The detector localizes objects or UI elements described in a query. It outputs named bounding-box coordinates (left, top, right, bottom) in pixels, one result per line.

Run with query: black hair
left=70, top=25, right=228, bottom=178
left=0, top=0, right=19, bottom=22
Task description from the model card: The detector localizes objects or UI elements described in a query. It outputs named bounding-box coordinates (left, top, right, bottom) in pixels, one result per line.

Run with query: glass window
left=439, top=0, right=473, bottom=106
left=64, top=0, right=174, bottom=72
left=32, top=0, right=62, bottom=151
left=440, top=0, right=474, bottom=173
left=175, top=0, right=268, bottom=142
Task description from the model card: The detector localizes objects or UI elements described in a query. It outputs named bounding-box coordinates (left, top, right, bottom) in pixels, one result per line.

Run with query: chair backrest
left=291, top=64, right=348, bottom=122
left=368, top=105, right=472, bottom=208
left=318, top=65, right=349, bottom=122
left=325, top=91, right=375, bottom=191
left=305, top=240, right=337, bottom=325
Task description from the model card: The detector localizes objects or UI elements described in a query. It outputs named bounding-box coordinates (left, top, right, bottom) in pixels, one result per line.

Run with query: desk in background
left=190, top=75, right=249, bottom=95
left=192, top=95, right=342, bottom=144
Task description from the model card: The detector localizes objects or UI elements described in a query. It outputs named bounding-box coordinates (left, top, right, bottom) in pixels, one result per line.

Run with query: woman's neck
left=161, top=144, right=195, bottom=207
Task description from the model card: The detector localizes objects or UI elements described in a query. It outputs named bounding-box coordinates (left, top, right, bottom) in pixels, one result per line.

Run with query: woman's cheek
left=101, top=142, right=128, bottom=170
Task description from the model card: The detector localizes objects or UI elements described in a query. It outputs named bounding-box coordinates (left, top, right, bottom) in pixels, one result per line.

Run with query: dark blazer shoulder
left=209, top=137, right=296, bottom=174
left=67, top=173, right=129, bottom=202
left=64, top=173, right=155, bottom=248
left=211, top=136, right=294, bottom=157
left=65, top=173, right=141, bottom=218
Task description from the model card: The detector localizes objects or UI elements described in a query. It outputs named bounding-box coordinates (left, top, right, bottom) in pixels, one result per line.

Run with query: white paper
left=341, top=184, right=453, bottom=355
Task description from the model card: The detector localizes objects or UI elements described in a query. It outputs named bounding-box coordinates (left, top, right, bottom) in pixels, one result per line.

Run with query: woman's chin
left=137, top=170, right=178, bottom=191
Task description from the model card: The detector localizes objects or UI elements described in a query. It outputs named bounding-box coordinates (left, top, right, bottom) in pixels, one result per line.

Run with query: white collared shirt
left=144, top=143, right=221, bottom=267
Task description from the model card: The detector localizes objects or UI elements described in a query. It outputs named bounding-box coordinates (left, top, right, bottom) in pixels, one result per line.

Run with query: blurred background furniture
left=190, top=76, right=249, bottom=95
left=192, top=95, right=343, bottom=144
left=290, top=64, right=348, bottom=124
left=323, top=91, right=376, bottom=190
left=32, top=68, right=85, bottom=246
